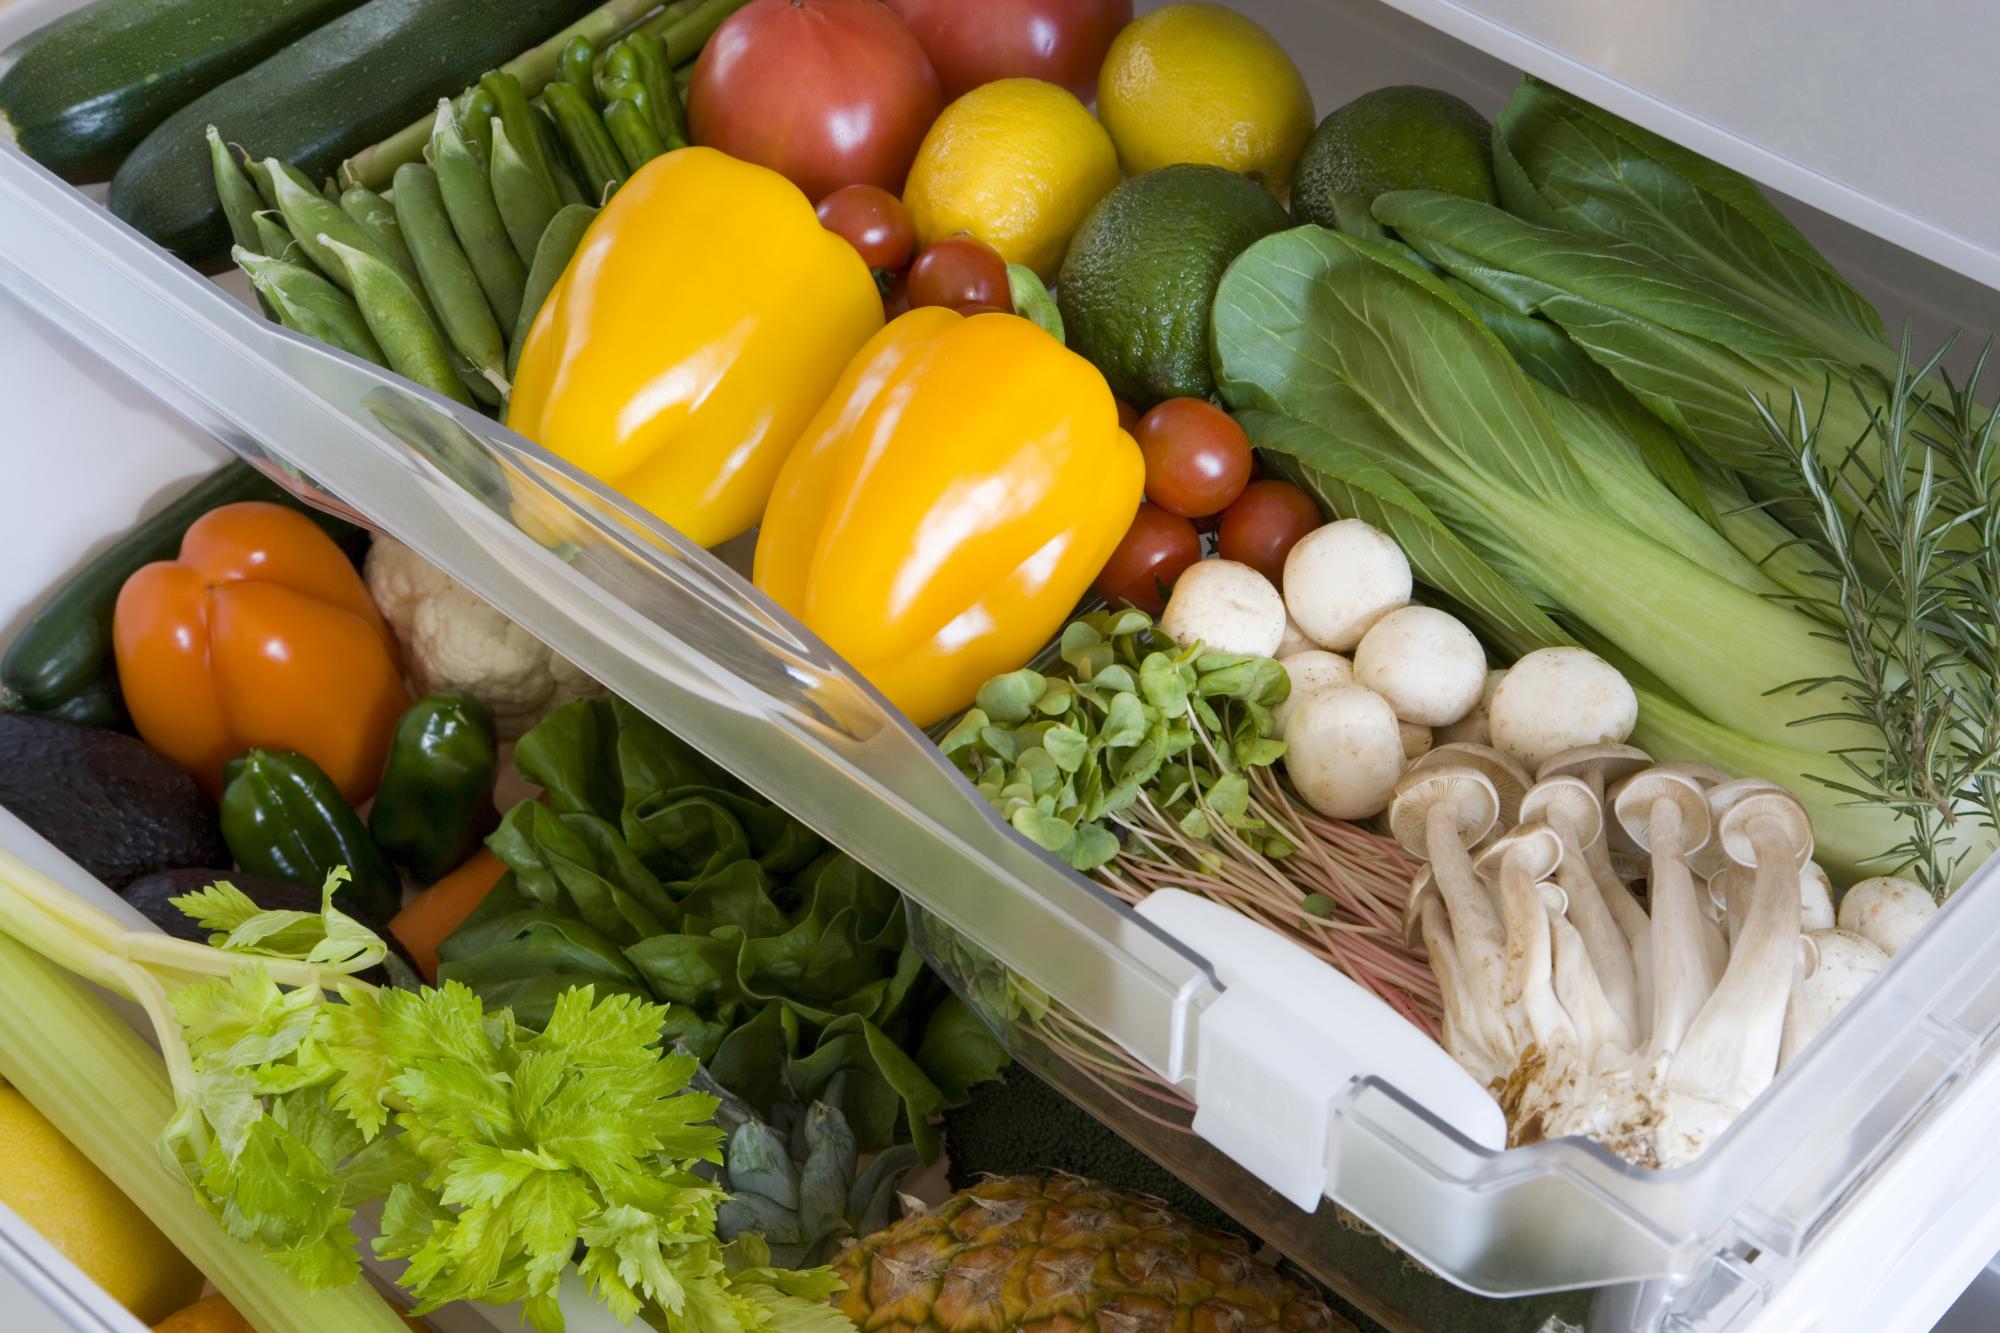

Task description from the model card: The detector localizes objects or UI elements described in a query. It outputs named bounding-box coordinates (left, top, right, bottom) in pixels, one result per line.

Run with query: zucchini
left=0, top=0, right=364, bottom=183
left=0, top=460, right=361, bottom=729
left=107, top=0, right=607, bottom=261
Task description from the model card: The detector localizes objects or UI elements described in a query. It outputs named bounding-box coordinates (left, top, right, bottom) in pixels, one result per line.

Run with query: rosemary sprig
left=1767, top=332, right=2000, bottom=895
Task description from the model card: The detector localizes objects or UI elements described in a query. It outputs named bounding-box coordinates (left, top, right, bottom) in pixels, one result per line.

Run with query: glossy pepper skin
left=219, top=749, right=399, bottom=922
left=368, top=694, right=500, bottom=884
left=754, top=307, right=1145, bottom=726
left=507, top=147, right=885, bottom=548
left=112, top=501, right=407, bottom=801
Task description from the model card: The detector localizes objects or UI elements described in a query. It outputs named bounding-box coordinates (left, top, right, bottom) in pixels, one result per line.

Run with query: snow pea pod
left=393, top=162, right=508, bottom=391
left=322, top=236, right=474, bottom=405
left=430, top=105, right=525, bottom=328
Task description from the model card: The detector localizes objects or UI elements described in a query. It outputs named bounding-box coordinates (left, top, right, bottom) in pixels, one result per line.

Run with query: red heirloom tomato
left=886, top=0, right=1133, bottom=101
left=1096, top=503, right=1201, bottom=615
left=1217, top=480, right=1321, bottom=587
left=689, top=0, right=945, bottom=201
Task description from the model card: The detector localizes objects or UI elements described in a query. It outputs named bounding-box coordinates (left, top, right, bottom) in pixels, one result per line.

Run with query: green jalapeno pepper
left=220, top=748, right=398, bottom=920
left=368, top=694, right=499, bottom=884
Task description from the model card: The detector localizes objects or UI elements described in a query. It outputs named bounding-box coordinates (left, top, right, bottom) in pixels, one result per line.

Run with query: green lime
left=1292, top=85, right=1497, bottom=235
left=1057, top=163, right=1291, bottom=408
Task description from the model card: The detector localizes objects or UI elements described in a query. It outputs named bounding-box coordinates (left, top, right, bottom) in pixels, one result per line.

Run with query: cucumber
left=108, top=0, right=606, bottom=261
left=0, top=0, right=364, bottom=183
left=0, top=460, right=361, bottom=729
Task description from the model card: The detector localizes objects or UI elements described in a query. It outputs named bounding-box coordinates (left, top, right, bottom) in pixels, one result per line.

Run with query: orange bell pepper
left=113, top=502, right=408, bottom=801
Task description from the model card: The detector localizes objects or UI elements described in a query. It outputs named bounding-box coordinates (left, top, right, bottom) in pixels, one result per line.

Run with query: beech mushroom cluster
left=1402, top=742, right=1912, bottom=1167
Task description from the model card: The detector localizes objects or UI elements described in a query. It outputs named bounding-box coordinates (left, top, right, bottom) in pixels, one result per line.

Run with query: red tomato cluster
left=1095, top=398, right=1319, bottom=613
left=816, top=190, right=1014, bottom=322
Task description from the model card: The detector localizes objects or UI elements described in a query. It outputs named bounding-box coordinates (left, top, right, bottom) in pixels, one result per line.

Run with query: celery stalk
left=0, top=928, right=409, bottom=1333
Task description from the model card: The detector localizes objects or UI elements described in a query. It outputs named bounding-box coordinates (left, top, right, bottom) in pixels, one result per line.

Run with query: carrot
left=389, top=848, right=505, bottom=982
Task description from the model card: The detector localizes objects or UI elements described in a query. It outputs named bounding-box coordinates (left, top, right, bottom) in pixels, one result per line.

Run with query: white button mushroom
left=1836, top=876, right=1937, bottom=956
left=1276, top=612, right=1316, bottom=659
left=1780, top=928, right=1890, bottom=1067
left=1158, top=559, right=1287, bottom=658
left=1282, top=685, right=1405, bottom=820
left=1436, top=669, right=1505, bottom=746
left=1399, top=722, right=1434, bottom=763
left=1271, top=650, right=1352, bottom=739
left=1489, top=648, right=1638, bottom=770
left=1352, top=605, right=1487, bottom=728
left=1281, top=519, right=1411, bottom=652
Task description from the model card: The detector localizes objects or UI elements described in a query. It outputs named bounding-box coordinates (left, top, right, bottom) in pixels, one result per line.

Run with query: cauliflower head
left=365, top=536, right=600, bottom=738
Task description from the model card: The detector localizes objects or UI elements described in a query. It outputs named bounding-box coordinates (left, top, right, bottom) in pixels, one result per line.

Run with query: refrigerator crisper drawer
left=6, top=0, right=2000, bottom=1329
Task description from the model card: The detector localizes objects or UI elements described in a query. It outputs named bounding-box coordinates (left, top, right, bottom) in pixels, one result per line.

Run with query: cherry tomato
left=817, top=184, right=917, bottom=269
left=885, top=0, right=1132, bottom=101
left=1096, top=503, right=1202, bottom=615
left=954, top=302, right=1014, bottom=318
left=1218, top=481, right=1322, bottom=586
left=1135, top=398, right=1253, bottom=518
left=907, top=236, right=1009, bottom=310
left=689, top=0, right=944, bottom=201
left=1114, top=398, right=1140, bottom=433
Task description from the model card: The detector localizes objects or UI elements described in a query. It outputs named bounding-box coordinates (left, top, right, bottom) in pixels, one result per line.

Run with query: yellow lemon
left=1097, top=3, right=1315, bottom=198
left=904, top=78, right=1120, bottom=280
left=0, top=1085, right=202, bottom=1323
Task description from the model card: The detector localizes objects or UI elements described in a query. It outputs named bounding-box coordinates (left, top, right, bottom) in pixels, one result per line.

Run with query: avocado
left=0, top=713, right=226, bottom=890
left=1291, top=85, right=1498, bottom=236
left=1056, top=163, right=1292, bottom=408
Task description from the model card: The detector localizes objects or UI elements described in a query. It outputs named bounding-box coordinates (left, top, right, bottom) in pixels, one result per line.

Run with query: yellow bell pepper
left=507, top=147, right=884, bottom=548
left=754, top=307, right=1144, bottom=726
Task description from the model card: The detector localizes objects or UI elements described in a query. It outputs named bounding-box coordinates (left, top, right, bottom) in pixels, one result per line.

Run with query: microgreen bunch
left=940, top=608, right=1291, bottom=870
left=941, top=609, right=1440, bottom=1036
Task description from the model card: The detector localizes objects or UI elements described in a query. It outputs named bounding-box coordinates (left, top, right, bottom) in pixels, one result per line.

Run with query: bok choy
left=1211, top=224, right=1946, bottom=880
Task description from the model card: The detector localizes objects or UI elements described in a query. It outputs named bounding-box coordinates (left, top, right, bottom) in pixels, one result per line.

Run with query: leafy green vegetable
left=940, top=608, right=1291, bottom=870
left=169, top=866, right=385, bottom=971
left=438, top=697, right=1006, bottom=1156
left=1211, top=225, right=1945, bottom=880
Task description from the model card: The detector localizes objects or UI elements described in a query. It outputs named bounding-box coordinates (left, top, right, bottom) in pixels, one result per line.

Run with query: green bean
left=263, top=157, right=401, bottom=295
left=488, top=116, right=560, bottom=265
left=393, top=163, right=509, bottom=398
left=251, top=211, right=305, bottom=264
left=234, top=247, right=387, bottom=367
left=543, top=82, right=625, bottom=204
left=320, top=236, right=474, bottom=406
left=603, top=96, right=666, bottom=173
left=509, top=203, right=596, bottom=376
left=428, top=104, right=526, bottom=329
left=453, top=86, right=498, bottom=174
left=559, top=35, right=600, bottom=108
left=208, top=126, right=265, bottom=253
left=624, top=32, right=688, bottom=149
left=535, top=108, right=588, bottom=205
left=480, top=71, right=560, bottom=206
left=339, top=186, right=420, bottom=287
left=242, top=151, right=279, bottom=209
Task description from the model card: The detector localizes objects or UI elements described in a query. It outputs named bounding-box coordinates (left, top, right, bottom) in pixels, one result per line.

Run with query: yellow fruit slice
left=904, top=78, right=1120, bottom=280
left=0, top=1085, right=203, bottom=1324
left=1097, top=3, right=1315, bottom=197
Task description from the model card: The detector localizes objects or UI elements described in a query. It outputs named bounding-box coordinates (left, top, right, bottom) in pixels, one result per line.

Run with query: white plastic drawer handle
left=1135, top=889, right=1505, bottom=1211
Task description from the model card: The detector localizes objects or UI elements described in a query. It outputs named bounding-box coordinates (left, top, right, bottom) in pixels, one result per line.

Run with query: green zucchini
left=0, top=0, right=364, bottom=183
left=0, top=460, right=361, bottom=729
left=107, top=0, right=606, bottom=261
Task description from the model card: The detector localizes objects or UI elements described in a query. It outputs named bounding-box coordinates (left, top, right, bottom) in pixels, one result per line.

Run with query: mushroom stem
left=1427, top=799, right=1511, bottom=1050
left=1418, top=895, right=1502, bottom=1085
left=1493, top=853, right=1572, bottom=1055
left=1646, top=796, right=1715, bottom=1057
left=1550, top=852, right=1640, bottom=1040
left=1548, top=889, right=1630, bottom=1060
left=1670, top=813, right=1804, bottom=1107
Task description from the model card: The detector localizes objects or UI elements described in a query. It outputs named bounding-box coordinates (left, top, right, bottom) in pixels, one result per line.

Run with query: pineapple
left=831, top=1175, right=1346, bottom=1333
